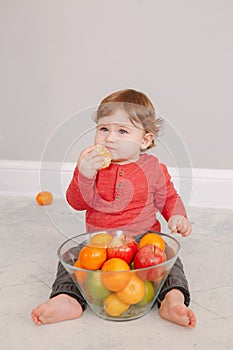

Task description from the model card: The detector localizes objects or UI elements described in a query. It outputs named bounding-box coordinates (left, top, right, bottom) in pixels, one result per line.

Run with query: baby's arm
left=154, top=163, right=192, bottom=237
left=66, top=146, right=110, bottom=210
left=66, top=166, right=95, bottom=210
left=66, top=146, right=101, bottom=210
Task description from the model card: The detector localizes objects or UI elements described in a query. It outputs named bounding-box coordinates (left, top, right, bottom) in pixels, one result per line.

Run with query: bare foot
left=31, top=294, right=83, bottom=325
left=159, top=289, right=196, bottom=328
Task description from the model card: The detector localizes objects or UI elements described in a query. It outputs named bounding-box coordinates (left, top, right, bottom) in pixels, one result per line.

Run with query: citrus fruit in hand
left=136, top=280, right=154, bottom=306
left=89, top=233, right=112, bottom=247
left=73, top=259, right=87, bottom=283
left=36, top=191, right=53, bottom=206
left=86, top=270, right=110, bottom=305
left=95, top=144, right=111, bottom=169
left=104, top=293, right=130, bottom=317
left=79, top=245, right=107, bottom=270
left=139, top=232, right=165, bottom=251
left=117, top=272, right=146, bottom=304
left=101, top=258, right=130, bottom=292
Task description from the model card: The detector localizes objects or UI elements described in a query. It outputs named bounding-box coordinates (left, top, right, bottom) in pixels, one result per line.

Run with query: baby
left=32, top=89, right=196, bottom=328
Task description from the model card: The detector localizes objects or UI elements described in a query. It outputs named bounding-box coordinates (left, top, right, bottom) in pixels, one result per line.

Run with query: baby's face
left=94, top=109, right=147, bottom=164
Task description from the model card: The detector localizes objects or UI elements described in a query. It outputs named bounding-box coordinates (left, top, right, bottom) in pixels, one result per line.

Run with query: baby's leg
left=157, top=257, right=196, bottom=327
left=31, top=294, right=83, bottom=325
left=32, top=261, right=87, bottom=325
left=158, top=289, right=196, bottom=328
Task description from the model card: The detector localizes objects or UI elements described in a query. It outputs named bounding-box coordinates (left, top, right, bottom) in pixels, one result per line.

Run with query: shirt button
left=116, top=195, right=120, bottom=201
left=117, top=183, right=122, bottom=188
left=119, top=169, right=124, bottom=176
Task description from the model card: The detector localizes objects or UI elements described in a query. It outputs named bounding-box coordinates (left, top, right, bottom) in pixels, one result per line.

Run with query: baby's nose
left=105, top=131, right=115, bottom=142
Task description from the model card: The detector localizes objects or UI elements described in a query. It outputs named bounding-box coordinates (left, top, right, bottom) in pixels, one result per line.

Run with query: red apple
left=107, top=234, right=138, bottom=264
left=134, top=244, right=166, bottom=281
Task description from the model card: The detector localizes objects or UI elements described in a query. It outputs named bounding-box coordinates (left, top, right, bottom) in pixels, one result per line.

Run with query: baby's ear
left=140, top=133, right=154, bottom=150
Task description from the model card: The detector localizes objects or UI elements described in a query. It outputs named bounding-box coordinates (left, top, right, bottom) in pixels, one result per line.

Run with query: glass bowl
left=58, top=229, right=180, bottom=321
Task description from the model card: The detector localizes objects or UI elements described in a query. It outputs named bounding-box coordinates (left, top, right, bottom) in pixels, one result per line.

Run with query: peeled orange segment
left=95, top=144, right=111, bottom=169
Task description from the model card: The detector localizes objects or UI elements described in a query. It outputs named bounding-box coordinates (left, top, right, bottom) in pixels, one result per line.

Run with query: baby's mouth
left=105, top=146, right=115, bottom=153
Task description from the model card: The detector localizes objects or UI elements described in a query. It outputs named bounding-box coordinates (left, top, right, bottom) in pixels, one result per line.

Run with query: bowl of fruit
left=58, top=229, right=180, bottom=321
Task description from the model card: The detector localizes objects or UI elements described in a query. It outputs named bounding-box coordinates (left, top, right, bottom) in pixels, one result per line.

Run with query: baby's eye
left=119, top=129, right=128, bottom=134
left=99, top=127, right=109, bottom=132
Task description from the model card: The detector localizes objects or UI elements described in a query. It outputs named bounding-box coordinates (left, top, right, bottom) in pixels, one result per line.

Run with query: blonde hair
left=93, top=89, right=163, bottom=149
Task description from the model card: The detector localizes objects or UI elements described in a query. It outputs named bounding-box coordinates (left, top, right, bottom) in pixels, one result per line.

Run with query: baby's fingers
left=168, top=216, right=179, bottom=233
left=168, top=215, right=184, bottom=233
left=168, top=215, right=192, bottom=237
left=176, top=218, right=192, bottom=237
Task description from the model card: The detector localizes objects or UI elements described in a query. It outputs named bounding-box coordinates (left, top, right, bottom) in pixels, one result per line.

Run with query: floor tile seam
left=31, top=260, right=55, bottom=275
left=0, top=278, right=51, bottom=290
left=31, top=275, right=52, bottom=288
left=224, top=315, right=233, bottom=321
left=191, top=284, right=233, bottom=293
left=0, top=282, right=38, bottom=289
left=0, top=260, right=55, bottom=274
left=191, top=301, right=229, bottom=320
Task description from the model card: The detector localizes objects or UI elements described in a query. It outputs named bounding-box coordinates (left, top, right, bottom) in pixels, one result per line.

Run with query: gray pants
left=50, top=256, right=190, bottom=311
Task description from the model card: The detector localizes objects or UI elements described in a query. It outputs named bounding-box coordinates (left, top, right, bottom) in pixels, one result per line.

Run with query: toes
left=31, top=308, right=43, bottom=325
left=188, top=312, right=196, bottom=328
left=177, top=306, right=196, bottom=328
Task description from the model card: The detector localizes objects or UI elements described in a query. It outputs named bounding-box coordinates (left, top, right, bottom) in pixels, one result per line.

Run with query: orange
left=89, top=233, right=112, bottom=247
left=95, top=144, right=111, bottom=169
left=117, top=273, right=146, bottom=304
left=139, top=232, right=165, bottom=251
left=101, top=258, right=130, bottom=292
left=73, top=259, right=87, bottom=283
left=36, top=191, right=53, bottom=206
left=104, top=293, right=130, bottom=317
left=79, top=244, right=107, bottom=270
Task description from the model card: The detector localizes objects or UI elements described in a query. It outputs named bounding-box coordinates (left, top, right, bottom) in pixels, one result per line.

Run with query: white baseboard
left=0, top=160, right=233, bottom=209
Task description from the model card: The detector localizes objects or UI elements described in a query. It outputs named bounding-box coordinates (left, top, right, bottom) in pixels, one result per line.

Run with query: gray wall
left=0, top=0, right=232, bottom=169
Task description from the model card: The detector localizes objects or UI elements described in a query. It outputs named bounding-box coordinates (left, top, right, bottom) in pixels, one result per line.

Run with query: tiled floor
left=1, top=196, right=233, bottom=350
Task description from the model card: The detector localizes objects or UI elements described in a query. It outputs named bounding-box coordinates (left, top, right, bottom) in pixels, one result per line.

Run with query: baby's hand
left=77, top=146, right=105, bottom=178
left=168, top=215, right=192, bottom=237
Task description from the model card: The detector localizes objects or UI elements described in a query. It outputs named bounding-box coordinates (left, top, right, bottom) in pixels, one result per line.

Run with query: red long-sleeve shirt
left=66, top=154, right=186, bottom=233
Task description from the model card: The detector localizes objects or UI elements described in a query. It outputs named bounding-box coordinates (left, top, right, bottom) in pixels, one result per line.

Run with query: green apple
left=136, top=280, right=154, bottom=306
left=86, top=270, right=110, bottom=305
